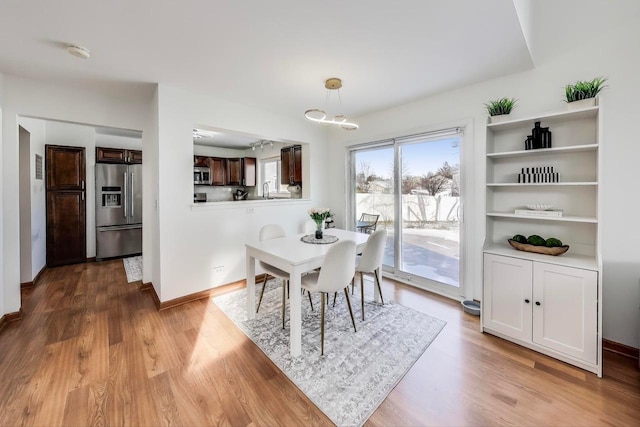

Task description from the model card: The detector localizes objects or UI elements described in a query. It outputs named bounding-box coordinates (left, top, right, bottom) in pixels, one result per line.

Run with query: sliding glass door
left=350, top=129, right=463, bottom=296
left=354, top=146, right=395, bottom=268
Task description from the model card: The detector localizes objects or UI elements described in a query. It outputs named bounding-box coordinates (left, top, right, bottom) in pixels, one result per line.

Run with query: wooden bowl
left=507, top=239, right=569, bottom=256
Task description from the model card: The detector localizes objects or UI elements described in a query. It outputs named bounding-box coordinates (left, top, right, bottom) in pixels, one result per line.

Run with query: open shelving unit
left=482, top=104, right=603, bottom=376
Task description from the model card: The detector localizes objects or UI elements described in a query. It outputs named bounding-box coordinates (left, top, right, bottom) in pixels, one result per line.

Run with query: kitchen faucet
left=263, top=182, right=269, bottom=199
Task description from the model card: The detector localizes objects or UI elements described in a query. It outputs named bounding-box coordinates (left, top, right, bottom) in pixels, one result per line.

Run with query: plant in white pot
left=564, top=76, right=607, bottom=109
left=485, top=97, right=517, bottom=123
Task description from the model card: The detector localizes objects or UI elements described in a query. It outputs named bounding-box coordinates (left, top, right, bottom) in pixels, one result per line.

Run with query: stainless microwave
left=194, top=166, right=211, bottom=185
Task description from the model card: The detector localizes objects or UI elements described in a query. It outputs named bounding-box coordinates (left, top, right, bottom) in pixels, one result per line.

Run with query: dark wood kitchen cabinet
left=209, top=157, right=227, bottom=185
left=194, top=156, right=207, bottom=167
left=97, top=147, right=142, bottom=164
left=243, top=157, right=256, bottom=186
left=226, top=157, right=256, bottom=186
left=226, top=158, right=243, bottom=185
left=281, top=145, right=302, bottom=185
left=46, top=145, right=86, bottom=267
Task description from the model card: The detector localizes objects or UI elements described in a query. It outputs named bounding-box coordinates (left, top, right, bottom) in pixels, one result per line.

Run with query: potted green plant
left=485, top=97, right=517, bottom=123
left=564, top=76, right=607, bottom=109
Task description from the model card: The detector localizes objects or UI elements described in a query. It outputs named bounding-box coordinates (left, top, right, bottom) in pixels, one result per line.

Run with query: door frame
left=347, top=123, right=470, bottom=300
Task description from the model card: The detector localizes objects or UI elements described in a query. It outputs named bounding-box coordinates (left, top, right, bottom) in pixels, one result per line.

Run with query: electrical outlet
left=214, top=266, right=224, bottom=274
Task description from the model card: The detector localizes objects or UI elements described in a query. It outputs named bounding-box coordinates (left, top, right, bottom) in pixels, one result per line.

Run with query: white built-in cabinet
left=482, top=105, right=602, bottom=376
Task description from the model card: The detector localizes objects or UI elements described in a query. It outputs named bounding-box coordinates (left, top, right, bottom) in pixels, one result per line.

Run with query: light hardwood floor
left=0, top=259, right=638, bottom=426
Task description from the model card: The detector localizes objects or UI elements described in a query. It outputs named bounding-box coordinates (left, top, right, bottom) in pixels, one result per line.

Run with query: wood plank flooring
left=0, top=260, right=638, bottom=426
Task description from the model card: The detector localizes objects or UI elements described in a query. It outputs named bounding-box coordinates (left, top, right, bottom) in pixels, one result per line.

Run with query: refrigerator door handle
left=98, top=225, right=141, bottom=232
left=130, top=172, right=134, bottom=219
left=123, top=172, right=128, bottom=218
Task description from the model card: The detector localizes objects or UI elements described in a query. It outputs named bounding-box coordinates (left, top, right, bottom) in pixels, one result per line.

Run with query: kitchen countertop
left=190, top=198, right=310, bottom=211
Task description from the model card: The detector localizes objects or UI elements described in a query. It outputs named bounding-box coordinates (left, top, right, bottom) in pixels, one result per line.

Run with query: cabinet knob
left=524, top=299, right=530, bottom=304
left=535, top=301, right=541, bottom=306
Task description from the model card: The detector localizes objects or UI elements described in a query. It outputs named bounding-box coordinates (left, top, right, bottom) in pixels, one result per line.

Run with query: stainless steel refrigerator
left=95, top=163, right=142, bottom=260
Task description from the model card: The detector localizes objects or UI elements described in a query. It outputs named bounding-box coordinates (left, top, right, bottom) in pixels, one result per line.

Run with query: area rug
left=122, top=256, right=142, bottom=283
left=212, top=279, right=446, bottom=427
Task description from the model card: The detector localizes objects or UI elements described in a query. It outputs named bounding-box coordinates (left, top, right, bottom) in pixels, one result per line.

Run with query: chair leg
left=351, top=277, right=355, bottom=295
left=282, top=280, right=287, bottom=329
left=344, top=288, right=357, bottom=332
left=256, top=273, right=268, bottom=313
left=332, top=292, right=337, bottom=307
left=360, top=272, right=365, bottom=321
left=374, top=270, right=384, bottom=305
left=321, top=293, right=325, bottom=355
left=308, top=290, right=314, bottom=311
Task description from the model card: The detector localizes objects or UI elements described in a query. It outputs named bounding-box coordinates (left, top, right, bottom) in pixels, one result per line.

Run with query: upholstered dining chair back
left=356, top=229, right=387, bottom=274
left=260, top=224, right=286, bottom=241
left=314, top=240, right=357, bottom=293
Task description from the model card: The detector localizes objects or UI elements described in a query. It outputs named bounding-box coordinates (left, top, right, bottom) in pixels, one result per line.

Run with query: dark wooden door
left=243, top=157, right=256, bottom=186
left=210, top=157, right=227, bottom=185
left=96, top=147, right=126, bottom=163
left=281, top=147, right=292, bottom=185
left=293, top=146, right=302, bottom=183
left=46, top=145, right=86, bottom=266
left=227, top=158, right=242, bottom=185
left=126, top=150, right=143, bottom=164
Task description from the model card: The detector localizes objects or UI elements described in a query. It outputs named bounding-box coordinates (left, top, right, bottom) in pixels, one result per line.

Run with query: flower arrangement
left=308, top=208, right=332, bottom=226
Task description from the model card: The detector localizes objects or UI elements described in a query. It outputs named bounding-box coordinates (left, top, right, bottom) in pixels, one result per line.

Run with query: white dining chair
left=354, top=229, right=387, bottom=320
left=302, top=219, right=317, bottom=234
left=301, top=239, right=357, bottom=355
left=257, top=224, right=290, bottom=328
left=257, top=224, right=314, bottom=327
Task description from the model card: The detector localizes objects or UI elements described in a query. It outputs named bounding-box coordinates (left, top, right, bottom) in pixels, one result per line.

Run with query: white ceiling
left=0, top=1, right=637, bottom=129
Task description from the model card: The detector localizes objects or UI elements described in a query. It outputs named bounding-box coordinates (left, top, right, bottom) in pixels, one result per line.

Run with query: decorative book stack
left=517, top=166, right=559, bottom=183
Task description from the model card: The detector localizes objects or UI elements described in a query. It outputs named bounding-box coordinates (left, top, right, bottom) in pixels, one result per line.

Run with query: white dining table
left=246, top=228, right=370, bottom=356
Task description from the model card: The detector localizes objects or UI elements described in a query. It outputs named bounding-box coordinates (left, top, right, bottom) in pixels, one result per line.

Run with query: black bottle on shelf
left=541, top=127, right=552, bottom=148
left=531, top=121, right=542, bottom=149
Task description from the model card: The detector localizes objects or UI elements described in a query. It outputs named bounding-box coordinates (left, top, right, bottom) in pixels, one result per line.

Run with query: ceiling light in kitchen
left=304, top=78, right=358, bottom=130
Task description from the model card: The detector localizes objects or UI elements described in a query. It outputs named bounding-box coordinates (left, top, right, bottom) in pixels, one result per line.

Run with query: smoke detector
left=66, top=44, right=91, bottom=59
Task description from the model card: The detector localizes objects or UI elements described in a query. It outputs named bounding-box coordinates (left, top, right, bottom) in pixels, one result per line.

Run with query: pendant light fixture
left=304, top=78, right=358, bottom=130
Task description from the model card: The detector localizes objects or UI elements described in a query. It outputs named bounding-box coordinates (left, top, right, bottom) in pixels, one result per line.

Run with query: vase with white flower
left=308, top=208, right=331, bottom=239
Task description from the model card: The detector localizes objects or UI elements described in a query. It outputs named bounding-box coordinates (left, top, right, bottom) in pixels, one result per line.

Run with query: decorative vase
left=315, top=221, right=324, bottom=239
left=566, top=97, right=597, bottom=110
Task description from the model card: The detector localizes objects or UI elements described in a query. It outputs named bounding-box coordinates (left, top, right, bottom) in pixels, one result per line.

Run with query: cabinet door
left=293, top=145, right=302, bottom=183
left=127, top=150, right=143, bottom=164
left=96, top=147, right=126, bottom=163
left=243, top=157, right=256, bottom=186
left=532, top=263, right=597, bottom=364
left=226, top=158, right=243, bottom=185
left=210, top=157, right=226, bottom=185
left=194, top=156, right=209, bottom=167
left=281, top=147, right=292, bottom=185
left=483, top=253, right=532, bottom=341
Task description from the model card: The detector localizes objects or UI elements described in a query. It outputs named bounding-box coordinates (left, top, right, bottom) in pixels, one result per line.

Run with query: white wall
left=328, top=26, right=640, bottom=348
left=155, top=85, right=327, bottom=302
left=1, top=75, right=153, bottom=315
left=18, top=118, right=46, bottom=282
